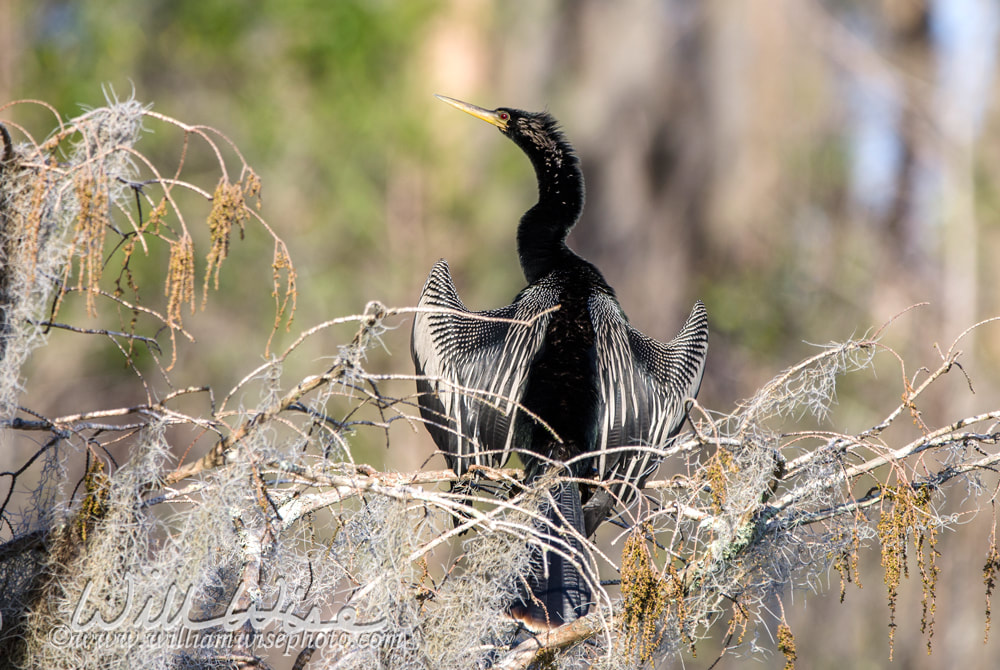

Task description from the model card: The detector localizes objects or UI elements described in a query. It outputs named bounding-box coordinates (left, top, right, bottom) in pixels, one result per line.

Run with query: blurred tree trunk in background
left=0, top=0, right=14, bottom=105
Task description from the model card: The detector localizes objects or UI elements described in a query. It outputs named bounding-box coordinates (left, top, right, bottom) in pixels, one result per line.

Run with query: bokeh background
left=2, top=0, right=999, bottom=667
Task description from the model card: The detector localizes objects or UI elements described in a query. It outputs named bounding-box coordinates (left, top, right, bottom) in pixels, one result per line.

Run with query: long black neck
left=515, top=133, right=585, bottom=284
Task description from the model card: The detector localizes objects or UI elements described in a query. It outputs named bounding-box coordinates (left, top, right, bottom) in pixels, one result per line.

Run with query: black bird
left=411, top=95, right=708, bottom=630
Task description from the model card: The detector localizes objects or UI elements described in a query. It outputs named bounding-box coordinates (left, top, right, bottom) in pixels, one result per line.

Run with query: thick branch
left=493, top=613, right=603, bottom=669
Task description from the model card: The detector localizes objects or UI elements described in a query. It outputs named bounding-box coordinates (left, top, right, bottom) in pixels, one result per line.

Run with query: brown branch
left=493, top=613, right=604, bottom=669
left=163, top=365, right=346, bottom=485
left=31, top=320, right=162, bottom=353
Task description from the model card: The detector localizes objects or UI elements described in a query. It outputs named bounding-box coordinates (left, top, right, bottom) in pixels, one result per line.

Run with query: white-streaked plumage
left=411, top=258, right=708, bottom=510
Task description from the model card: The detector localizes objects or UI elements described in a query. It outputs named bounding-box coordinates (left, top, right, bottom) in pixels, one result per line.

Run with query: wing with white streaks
left=411, top=259, right=556, bottom=475
left=590, top=296, right=708, bottom=505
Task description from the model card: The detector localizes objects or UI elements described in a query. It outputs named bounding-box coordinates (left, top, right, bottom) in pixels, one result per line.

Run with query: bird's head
left=435, top=94, right=566, bottom=157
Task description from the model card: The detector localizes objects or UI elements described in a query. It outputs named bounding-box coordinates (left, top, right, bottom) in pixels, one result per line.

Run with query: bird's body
left=412, top=96, right=708, bottom=630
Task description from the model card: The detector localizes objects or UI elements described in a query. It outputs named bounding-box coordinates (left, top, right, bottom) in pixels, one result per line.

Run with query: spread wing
left=590, top=296, right=709, bottom=506
left=411, top=259, right=556, bottom=475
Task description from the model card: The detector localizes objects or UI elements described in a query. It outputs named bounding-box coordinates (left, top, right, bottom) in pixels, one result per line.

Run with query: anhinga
left=411, top=95, right=709, bottom=630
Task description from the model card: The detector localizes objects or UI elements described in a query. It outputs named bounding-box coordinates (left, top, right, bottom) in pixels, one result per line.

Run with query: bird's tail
left=510, top=480, right=593, bottom=630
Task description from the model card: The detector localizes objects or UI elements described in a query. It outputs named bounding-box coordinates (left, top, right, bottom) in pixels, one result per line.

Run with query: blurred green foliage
left=17, top=0, right=440, bottom=301
left=11, top=0, right=454, bottom=396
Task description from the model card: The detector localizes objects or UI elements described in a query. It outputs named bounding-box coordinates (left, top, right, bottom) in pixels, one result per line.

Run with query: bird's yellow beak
left=435, top=94, right=508, bottom=131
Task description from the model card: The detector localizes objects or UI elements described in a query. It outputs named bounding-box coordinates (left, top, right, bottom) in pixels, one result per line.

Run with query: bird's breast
left=518, top=282, right=601, bottom=464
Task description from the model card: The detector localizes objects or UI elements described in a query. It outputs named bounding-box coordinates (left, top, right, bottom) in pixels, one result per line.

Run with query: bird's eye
left=499, top=111, right=510, bottom=121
